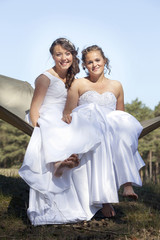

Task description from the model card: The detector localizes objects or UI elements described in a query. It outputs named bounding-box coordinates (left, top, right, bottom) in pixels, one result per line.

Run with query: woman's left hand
left=62, top=114, right=72, bottom=124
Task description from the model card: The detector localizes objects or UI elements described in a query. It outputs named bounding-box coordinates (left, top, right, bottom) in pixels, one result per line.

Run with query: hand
left=68, top=154, right=79, bottom=161
left=62, top=114, right=72, bottom=124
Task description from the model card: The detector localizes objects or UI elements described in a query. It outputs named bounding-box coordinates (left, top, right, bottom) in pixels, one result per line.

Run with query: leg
left=122, top=182, right=138, bottom=200
left=101, top=203, right=116, bottom=218
left=54, top=154, right=79, bottom=177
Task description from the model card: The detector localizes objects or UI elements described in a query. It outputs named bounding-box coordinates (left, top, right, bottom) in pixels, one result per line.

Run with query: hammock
left=0, top=74, right=160, bottom=137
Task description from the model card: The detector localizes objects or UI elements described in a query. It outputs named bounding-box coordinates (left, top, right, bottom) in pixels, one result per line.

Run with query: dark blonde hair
left=81, top=45, right=111, bottom=74
left=50, top=38, right=80, bottom=89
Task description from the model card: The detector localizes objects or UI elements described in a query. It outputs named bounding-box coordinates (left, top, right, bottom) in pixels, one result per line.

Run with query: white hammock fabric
left=0, top=74, right=34, bottom=120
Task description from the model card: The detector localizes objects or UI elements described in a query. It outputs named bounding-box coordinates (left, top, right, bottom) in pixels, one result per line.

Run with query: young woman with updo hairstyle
left=62, top=44, right=145, bottom=217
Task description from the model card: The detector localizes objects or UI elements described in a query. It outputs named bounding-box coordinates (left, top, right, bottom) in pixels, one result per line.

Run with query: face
left=53, top=44, right=73, bottom=70
left=84, top=50, right=106, bottom=75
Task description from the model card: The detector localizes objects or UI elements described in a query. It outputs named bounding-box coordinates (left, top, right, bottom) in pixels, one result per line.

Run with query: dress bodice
left=78, top=91, right=117, bottom=110
left=41, top=71, right=67, bottom=107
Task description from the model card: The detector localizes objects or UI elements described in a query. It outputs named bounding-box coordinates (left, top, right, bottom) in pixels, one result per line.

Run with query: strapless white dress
left=19, top=71, right=145, bottom=226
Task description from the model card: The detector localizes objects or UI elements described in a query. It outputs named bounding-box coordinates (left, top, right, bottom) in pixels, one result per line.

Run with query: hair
left=81, top=45, right=111, bottom=74
left=49, top=38, right=80, bottom=89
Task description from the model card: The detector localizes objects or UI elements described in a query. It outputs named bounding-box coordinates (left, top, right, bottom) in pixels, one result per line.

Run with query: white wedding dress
left=19, top=71, right=145, bottom=226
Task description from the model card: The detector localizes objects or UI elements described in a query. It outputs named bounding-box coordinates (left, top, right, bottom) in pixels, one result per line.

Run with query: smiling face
left=84, top=50, right=106, bottom=76
left=53, top=44, right=73, bottom=71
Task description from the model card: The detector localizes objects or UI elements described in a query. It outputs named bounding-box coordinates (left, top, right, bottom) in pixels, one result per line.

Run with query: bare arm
left=62, top=81, right=80, bottom=123
left=30, top=75, right=50, bottom=127
left=116, top=82, right=125, bottom=111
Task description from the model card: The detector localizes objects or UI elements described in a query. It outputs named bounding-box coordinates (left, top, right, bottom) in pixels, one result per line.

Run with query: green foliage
left=0, top=120, right=29, bottom=168
left=125, top=98, right=154, bottom=121
left=154, top=102, right=160, bottom=117
left=125, top=99, right=160, bottom=168
left=152, top=128, right=160, bottom=163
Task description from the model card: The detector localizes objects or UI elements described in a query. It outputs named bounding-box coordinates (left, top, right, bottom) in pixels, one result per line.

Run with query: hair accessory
left=54, top=38, right=75, bottom=49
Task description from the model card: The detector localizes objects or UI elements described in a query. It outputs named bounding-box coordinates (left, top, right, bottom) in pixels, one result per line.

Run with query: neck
left=89, top=72, right=105, bottom=83
left=53, top=66, right=68, bottom=80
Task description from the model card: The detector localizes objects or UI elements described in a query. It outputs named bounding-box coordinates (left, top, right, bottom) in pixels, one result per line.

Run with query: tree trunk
left=145, top=162, right=149, bottom=182
left=149, top=150, right=152, bottom=180
left=140, top=169, right=144, bottom=182
left=155, top=162, right=159, bottom=184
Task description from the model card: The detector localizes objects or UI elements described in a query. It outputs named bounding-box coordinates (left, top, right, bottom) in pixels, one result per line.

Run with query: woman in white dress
left=59, top=45, right=145, bottom=216
left=19, top=42, right=144, bottom=225
left=19, top=38, right=109, bottom=225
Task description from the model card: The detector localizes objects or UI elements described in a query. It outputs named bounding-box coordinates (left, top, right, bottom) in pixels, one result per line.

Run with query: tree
left=125, top=98, right=154, bottom=121
left=154, top=102, right=160, bottom=117
left=0, top=120, right=29, bottom=168
left=125, top=98, right=160, bottom=183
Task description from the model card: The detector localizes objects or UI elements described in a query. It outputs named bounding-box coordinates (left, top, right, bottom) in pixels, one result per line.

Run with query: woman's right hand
left=62, top=114, right=72, bottom=124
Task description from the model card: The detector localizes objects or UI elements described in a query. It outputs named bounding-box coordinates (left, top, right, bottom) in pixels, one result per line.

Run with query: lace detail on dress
left=78, top=91, right=117, bottom=110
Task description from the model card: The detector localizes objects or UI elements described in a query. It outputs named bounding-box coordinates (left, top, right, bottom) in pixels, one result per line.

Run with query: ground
left=0, top=169, right=160, bottom=240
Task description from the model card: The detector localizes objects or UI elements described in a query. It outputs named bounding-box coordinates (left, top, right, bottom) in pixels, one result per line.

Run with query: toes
left=123, top=193, right=138, bottom=200
left=111, top=210, right=116, bottom=217
left=101, top=204, right=115, bottom=218
left=101, top=210, right=115, bottom=218
left=54, top=171, right=63, bottom=177
left=130, top=194, right=138, bottom=200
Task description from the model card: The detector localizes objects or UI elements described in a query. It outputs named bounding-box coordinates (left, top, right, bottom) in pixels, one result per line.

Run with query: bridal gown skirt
left=19, top=103, right=145, bottom=226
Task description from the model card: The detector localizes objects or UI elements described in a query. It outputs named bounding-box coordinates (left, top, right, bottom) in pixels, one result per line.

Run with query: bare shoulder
left=35, top=74, right=50, bottom=87
left=73, top=77, right=88, bottom=84
left=71, top=77, right=87, bottom=89
left=109, top=79, right=123, bottom=92
left=109, top=79, right=123, bottom=88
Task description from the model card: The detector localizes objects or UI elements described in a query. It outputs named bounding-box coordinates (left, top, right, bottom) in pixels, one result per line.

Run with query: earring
left=83, top=66, right=85, bottom=70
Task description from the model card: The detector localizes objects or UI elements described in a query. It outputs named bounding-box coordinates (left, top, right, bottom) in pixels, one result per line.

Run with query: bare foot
left=101, top=203, right=116, bottom=218
left=54, top=154, right=79, bottom=177
left=122, top=183, right=138, bottom=200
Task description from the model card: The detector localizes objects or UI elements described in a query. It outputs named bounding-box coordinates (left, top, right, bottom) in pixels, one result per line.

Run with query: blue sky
left=0, top=0, right=160, bottom=109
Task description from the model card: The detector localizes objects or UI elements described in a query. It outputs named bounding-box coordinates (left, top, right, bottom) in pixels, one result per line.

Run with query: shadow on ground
left=0, top=174, right=29, bottom=224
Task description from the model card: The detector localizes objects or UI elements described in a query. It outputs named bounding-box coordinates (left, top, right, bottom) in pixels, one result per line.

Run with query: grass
left=0, top=169, right=160, bottom=240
